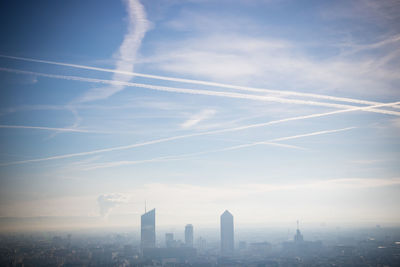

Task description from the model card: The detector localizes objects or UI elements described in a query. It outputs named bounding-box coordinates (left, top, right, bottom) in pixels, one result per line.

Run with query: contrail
left=82, top=142, right=304, bottom=170
left=86, top=137, right=307, bottom=171
left=78, top=0, right=149, bottom=102
left=0, top=134, right=203, bottom=166
left=83, top=127, right=354, bottom=170
left=1, top=67, right=399, bottom=116
left=1, top=100, right=399, bottom=167
left=214, top=127, right=357, bottom=152
left=0, top=125, right=126, bottom=134
left=0, top=54, right=398, bottom=109
left=0, top=125, right=93, bottom=133
left=271, top=128, right=356, bottom=142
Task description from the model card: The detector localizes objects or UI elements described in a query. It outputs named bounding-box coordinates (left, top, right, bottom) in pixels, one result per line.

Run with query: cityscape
left=0, top=208, right=400, bottom=266
left=1, top=0, right=400, bottom=266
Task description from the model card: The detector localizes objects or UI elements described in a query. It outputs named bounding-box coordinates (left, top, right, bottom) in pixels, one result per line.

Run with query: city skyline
left=0, top=0, right=400, bottom=231
left=1, top=222, right=399, bottom=266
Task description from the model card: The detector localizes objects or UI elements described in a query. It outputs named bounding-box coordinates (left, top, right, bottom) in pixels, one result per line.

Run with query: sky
left=0, top=0, right=399, bottom=231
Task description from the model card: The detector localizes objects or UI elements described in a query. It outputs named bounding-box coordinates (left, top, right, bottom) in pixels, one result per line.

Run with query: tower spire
left=145, top=200, right=147, bottom=213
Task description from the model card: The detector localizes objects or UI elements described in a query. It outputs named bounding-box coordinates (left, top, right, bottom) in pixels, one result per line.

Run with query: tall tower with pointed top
left=141, top=208, right=155, bottom=249
left=294, top=220, right=304, bottom=242
left=220, top=210, right=234, bottom=256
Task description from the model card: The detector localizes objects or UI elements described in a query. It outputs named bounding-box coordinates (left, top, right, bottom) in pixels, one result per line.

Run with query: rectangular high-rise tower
left=141, top=209, right=155, bottom=249
left=220, top=210, right=234, bottom=256
left=185, top=224, right=194, bottom=247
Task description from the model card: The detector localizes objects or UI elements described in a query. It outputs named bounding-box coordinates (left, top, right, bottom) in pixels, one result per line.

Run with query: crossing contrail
left=82, top=127, right=355, bottom=170
left=0, top=125, right=93, bottom=133
left=82, top=142, right=305, bottom=170
left=0, top=54, right=398, bottom=109
left=1, top=67, right=399, bottom=116
left=188, top=127, right=357, bottom=154
left=0, top=125, right=132, bottom=134
left=1, top=100, right=399, bottom=167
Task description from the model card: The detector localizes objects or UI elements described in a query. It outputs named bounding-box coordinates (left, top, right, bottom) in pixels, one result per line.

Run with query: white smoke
left=97, top=193, right=129, bottom=217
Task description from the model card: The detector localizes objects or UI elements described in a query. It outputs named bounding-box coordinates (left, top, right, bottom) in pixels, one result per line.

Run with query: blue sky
left=0, top=0, right=399, bottom=230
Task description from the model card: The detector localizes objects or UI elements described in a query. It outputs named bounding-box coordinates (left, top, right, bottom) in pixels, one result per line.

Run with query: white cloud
left=143, top=31, right=400, bottom=98
left=97, top=193, right=130, bottom=217
left=78, top=0, right=150, bottom=103
left=181, top=109, right=216, bottom=129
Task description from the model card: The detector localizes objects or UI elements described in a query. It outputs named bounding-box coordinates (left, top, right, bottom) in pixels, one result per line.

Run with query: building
left=185, top=224, right=194, bottom=247
left=196, top=237, right=207, bottom=253
left=165, top=233, right=174, bottom=248
left=141, top=209, right=155, bottom=249
left=294, top=220, right=304, bottom=243
left=142, top=247, right=197, bottom=262
left=220, top=210, right=234, bottom=256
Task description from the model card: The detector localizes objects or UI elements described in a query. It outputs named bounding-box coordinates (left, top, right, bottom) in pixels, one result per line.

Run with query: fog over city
left=0, top=0, right=399, bottom=266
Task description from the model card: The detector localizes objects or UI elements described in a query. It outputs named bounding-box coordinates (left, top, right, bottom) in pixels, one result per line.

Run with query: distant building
left=220, top=210, right=234, bottom=256
left=294, top=220, right=304, bottom=243
left=249, top=242, right=272, bottom=256
left=196, top=237, right=207, bottom=253
left=141, top=209, right=156, bottom=249
left=165, top=233, right=174, bottom=248
left=185, top=224, right=194, bottom=247
left=142, top=247, right=197, bottom=262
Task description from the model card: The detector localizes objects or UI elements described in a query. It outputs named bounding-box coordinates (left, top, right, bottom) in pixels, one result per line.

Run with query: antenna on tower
left=297, top=220, right=299, bottom=230
left=145, top=200, right=147, bottom=213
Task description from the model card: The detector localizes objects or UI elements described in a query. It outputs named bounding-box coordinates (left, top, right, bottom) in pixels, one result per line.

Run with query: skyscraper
left=185, top=224, right=194, bottom=247
left=294, top=220, right=304, bottom=243
left=220, top=210, right=234, bottom=256
left=141, top=208, right=155, bottom=249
